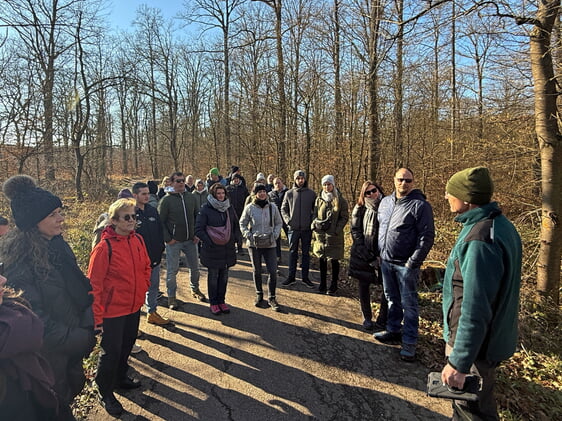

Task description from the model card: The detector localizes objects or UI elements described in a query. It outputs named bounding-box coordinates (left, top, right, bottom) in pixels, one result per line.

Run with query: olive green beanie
left=446, top=167, right=494, bottom=205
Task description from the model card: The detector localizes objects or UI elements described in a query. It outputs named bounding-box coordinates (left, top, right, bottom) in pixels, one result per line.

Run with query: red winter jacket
left=88, top=226, right=151, bottom=328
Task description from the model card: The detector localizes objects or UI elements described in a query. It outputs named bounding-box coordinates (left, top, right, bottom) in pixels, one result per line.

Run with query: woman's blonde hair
left=108, top=198, right=136, bottom=221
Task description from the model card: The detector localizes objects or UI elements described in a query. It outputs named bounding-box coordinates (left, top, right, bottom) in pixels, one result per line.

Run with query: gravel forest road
left=85, top=252, right=452, bottom=421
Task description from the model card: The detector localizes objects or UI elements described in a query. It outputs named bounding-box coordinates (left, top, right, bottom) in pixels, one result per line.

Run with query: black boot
left=318, top=258, right=327, bottom=293
left=327, top=259, right=340, bottom=295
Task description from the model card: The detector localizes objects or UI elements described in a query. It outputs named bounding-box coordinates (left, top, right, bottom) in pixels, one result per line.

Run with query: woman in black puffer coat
left=0, top=175, right=95, bottom=421
left=348, top=180, right=388, bottom=333
left=195, top=183, right=241, bottom=316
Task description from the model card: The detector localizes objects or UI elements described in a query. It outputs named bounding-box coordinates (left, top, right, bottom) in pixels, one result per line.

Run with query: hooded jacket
left=311, top=189, right=349, bottom=260
left=377, top=189, right=435, bottom=268
left=239, top=200, right=283, bottom=248
left=88, top=226, right=151, bottom=327
left=442, top=202, right=522, bottom=373
left=158, top=190, right=199, bottom=243
left=281, top=180, right=317, bottom=231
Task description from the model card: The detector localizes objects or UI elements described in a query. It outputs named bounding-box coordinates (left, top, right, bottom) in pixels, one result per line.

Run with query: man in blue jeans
left=375, top=168, right=435, bottom=361
left=158, top=172, right=206, bottom=309
left=132, top=182, right=171, bottom=326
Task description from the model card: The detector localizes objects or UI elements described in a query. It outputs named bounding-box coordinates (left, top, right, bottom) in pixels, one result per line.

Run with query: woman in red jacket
left=88, top=198, right=151, bottom=417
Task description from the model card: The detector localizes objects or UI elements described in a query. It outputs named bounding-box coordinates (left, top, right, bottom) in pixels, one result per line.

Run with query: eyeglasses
left=174, top=179, right=185, bottom=183
left=121, top=214, right=137, bottom=221
left=364, top=188, right=378, bottom=196
left=396, top=178, right=413, bottom=183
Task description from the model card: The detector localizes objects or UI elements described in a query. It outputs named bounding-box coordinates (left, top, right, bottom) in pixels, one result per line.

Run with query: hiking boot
left=327, top=287, right=337, bottom=296
left=400, top=343, right=416, bottom=362
left=192, top=289, right=207, bottom=302
left=130, top=343, right=142, bottom=354
left=282, top=277, right=296, bottom=286
left=168, top=297, right=178, bottom=310
left=210, top=304, right=222, bottom=315
left=373, top=320, right=387, bottom=333
left=254, top=293, right=264, bottom=307
left=100, top=392, right=123, bottom=417
left=374, top=330, right=402, bottom=344
left=268, top=297, right=280, bottom=312
left=302, top=278, right=315, bottom=289
left=219, top=303, right=230, bottom=314
left=317, top=284, right=327, bottom=294
left=147, top=311, right=172, bottom=326
left=362, top=320, right=374, bottom=331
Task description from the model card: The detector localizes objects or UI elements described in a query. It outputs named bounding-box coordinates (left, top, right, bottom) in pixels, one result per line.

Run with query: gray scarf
left=207, top=195, right=231, bottom=212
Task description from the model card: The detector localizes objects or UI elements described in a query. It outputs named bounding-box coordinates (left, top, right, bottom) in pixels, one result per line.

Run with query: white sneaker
left=130, top=343, right=142, bottom=354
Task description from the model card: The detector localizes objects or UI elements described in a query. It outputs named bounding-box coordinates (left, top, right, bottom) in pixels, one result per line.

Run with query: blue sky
left=107, top=0, right=185, bottom=30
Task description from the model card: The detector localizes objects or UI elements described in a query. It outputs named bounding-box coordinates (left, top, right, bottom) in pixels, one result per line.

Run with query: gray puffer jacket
left=239, top=200, right=283, bottom=248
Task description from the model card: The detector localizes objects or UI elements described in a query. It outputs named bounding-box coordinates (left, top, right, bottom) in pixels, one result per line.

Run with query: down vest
left=88, top=226, right=151, bottom=328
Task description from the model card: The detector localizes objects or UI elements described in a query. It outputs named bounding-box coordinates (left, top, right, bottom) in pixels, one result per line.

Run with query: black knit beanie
left=2, top=175, right=63, bottom=231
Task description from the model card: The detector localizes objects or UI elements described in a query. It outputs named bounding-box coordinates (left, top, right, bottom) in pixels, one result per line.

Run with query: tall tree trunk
left=530, top=0, right=562, bottom=305
left=368, top=0, right=382, bottom=182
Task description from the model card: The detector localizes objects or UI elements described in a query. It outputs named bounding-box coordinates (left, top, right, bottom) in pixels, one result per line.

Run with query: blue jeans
left=287, top=229, right=312, bottom=280
left=207, top=267, right=228, bottom=305
left=165, top=240, right=200, bottom=297
left=249, top=246, right=278, bottom=298
left=145, top=264, right=161, bottom=314
left=380, top=260, right=419, bottom=345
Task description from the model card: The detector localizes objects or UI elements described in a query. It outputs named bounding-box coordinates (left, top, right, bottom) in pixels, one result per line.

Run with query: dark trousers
left=275, top=224, right=288, bottom=258
left=287, top=229, right=312, bottom=280
left=452, top=359, right=499, bottom=421
left=207, top=266, right=229, bottom=305
left=249, top=246, right=278, bottom=298
left=95, top=311, right=140, bottom=396
left=358, top=281, right=388, bottom=324
left=319, top=258, right=340, bottom=290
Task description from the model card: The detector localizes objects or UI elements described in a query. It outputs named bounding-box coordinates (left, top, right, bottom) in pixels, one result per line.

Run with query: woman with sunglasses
left=348, top=181, right=388, bottom=332
left=88, top=198, right=151, bottom=416
left=0, top=175, right=95, bottom=420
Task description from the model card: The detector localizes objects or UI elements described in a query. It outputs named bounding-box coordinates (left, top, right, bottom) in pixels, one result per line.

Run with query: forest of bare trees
left=0, top=0, right=560, bottom=304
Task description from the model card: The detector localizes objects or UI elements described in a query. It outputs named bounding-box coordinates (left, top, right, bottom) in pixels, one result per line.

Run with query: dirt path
left=86, top=253, right=452, bottom=420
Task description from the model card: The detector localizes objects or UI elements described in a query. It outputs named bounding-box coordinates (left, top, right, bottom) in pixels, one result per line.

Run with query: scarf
left=207, top=195, right=231, bottom=212
left=254, top=198, right=268, bottom=208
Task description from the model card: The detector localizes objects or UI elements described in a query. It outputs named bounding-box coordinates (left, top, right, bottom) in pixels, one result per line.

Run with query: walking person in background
left=132, top=182, right=170, bottom=326
left=0, top=275, right=58, bottom=421
left=375, top=168, right=435, bottom=362
left=441, top=167, right=522, bottom=420
left=206, top=167, right=227, bottom=188
left=268, top=177, right=288, bottom=264
left=0, top=175, right=96, bottom=420
left=348, top=181, right=388, bottom=332
left=147, top=180, right=159, bottom=208
left=281, top=170, right=317, bottom=288
left=240, top=184, right=283, bottom=311
left=88, top=198, right=151, bottom=416
left=266, top=174, right=275, bottom=192
left=311, top=175, right=349, bottom=295
left=195, top=183, right=241, bottom=315
left=158, top=172, right=206, bottom=309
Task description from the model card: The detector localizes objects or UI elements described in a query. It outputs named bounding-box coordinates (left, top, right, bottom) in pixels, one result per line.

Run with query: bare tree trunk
left=368, top=0, right=382, bottom=182
left=393, top=0, right=404, bottom=168
left=529, top=0, right=562, bottom=305
left=450, top=0, right=457, bottom=160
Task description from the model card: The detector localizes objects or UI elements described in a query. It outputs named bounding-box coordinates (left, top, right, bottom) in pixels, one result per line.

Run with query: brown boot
left=147, top=311, right=171, bottom=325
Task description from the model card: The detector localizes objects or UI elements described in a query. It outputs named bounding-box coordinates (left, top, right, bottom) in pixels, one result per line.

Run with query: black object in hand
left=427, top=372, right=481, bottom=402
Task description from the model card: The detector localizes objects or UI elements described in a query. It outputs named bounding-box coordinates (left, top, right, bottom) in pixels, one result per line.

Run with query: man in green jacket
left=158, top=172, right=206, bottom=309
left=441, top=167, right=522, bottom=420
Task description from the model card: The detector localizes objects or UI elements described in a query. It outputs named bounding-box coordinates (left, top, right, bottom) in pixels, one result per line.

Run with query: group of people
left=0, top=165, right=522, bottom=421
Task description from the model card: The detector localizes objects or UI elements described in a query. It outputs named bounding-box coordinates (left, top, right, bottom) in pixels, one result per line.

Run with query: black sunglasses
left=364, top=188, right=378, bottom=196
left=121, top=213, right=137, bottom=221
left=174, top=179, right=185, bottom=183
left=396, top=178, right=413, bottom=183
